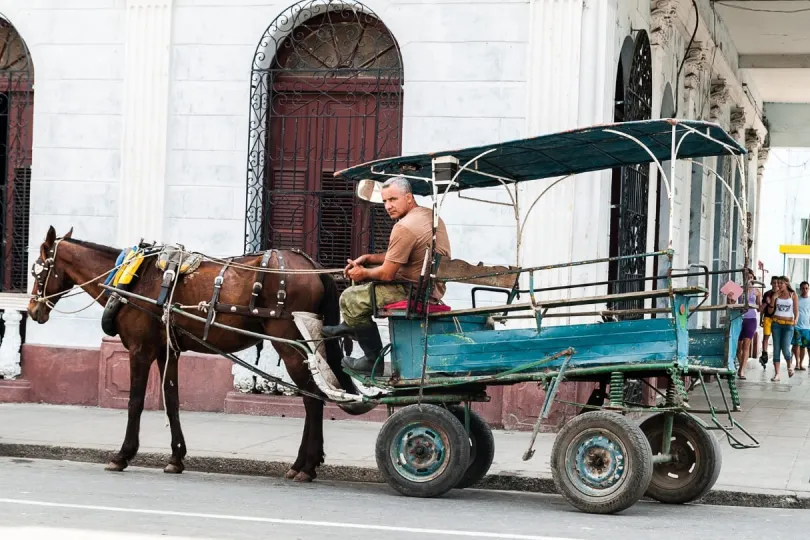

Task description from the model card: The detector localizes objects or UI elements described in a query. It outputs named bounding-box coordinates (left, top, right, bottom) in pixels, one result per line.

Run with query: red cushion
left=383, top=300, right=452, bottom=313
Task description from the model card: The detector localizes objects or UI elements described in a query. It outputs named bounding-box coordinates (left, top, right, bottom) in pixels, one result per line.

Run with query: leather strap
left=275, top=251, right=287, bottom=315
left=204, top=258, right=231, bottom=340
left=249, top=250, right=274, bottom=312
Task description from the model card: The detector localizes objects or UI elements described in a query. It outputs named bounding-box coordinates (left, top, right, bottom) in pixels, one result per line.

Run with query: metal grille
left=609, top=32, right=652, bottom=316
left=244, top=1, right=402, bottom=267
left=0, top=20, right=33, bottom=293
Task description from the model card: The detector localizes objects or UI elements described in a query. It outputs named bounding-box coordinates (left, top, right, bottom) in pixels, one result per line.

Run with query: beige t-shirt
left=385, top=206, right=451, bottom=300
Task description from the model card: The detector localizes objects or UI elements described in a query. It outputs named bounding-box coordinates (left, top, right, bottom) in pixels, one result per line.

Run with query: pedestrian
left=792, top=281, right=810, bottom=370
left=770, top=275, right=798, bottom=381
left=734, top=269, right=761, bottom=380
left=760, top=275, right=778, bottom=368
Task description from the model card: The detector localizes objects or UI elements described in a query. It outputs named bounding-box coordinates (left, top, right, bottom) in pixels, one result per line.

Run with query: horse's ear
left=63, top=227, right=73, bottom=240
left=45, top=226, right=56, bottom=246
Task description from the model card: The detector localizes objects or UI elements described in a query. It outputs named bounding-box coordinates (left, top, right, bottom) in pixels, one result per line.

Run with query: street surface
left=0, top=458, right=807, bottom=540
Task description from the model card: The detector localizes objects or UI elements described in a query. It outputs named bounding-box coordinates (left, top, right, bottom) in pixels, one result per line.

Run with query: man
left=760, top=275, right=778, bottom=368
left=792, top=281, right=810, bottom=370
left=322, top=176, right=451, bottom=376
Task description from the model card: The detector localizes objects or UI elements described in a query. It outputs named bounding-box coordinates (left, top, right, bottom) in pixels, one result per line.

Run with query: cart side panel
left=688, top=313, right=742, bottom=370
left=391, top=318, right=682, bottom=379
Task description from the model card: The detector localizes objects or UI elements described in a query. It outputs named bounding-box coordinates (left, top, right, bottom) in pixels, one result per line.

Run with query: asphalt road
left=0, top=457, right=807, bottom=540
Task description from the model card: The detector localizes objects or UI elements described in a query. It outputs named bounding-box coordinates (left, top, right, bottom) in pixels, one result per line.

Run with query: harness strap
left=249, top=250, right=274, bottom=313
left=204, top=258, right=232, bottom=341
left=275, top=251, right=287, bottom=314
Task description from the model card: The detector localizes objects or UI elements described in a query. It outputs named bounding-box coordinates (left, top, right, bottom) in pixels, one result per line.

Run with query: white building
left=0, top=0, right=804, bottom=425
left=758, top=148, right=810, bottom=284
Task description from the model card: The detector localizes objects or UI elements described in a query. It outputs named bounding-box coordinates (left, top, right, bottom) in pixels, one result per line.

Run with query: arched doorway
left=0, top=19, right=33, bottom=294
left=244, top=1, right=403, bottom=271
left=608, top=31, right=653, bottom=316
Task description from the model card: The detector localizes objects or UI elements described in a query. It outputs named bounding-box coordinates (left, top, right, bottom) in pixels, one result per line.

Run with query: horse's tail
left=317, top=272, right=356, bottom=392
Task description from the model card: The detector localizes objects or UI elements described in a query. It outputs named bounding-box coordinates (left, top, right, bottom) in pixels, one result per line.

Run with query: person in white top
left=771, top=275, right=799, bottom=381
left=791, top=281, right=810, bottom=371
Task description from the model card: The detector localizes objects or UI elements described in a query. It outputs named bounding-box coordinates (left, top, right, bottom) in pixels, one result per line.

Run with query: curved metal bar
left=604, top=127, right=675, bottom=252
left=684, top=159, right=747, bottom=239
left=602, top=128, right=672, bottom=201
left=435, top=148, right=500, bottom=217
left=677, top=121, right=744, bottom=157
left=517, top=175, right=573, bottom=242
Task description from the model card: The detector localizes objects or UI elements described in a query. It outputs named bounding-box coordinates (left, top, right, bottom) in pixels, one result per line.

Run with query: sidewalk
left=0, top=362, right=808, bottom=509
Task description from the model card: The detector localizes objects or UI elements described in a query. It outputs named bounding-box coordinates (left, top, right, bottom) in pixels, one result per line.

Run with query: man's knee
left=339, top=284, right=374, bottom=327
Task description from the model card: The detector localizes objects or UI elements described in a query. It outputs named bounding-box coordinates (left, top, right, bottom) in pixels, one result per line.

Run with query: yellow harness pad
left=112, top=249, right=145, bottom=287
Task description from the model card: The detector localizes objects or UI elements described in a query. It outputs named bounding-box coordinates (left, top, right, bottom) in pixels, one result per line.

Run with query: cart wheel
left=639, top=413, right=722, bottom=504
left=375, top=404, right=470, bottom=498
left=449, top=406, right=495, bottom=489
left=551, top=410, right=652, bottom=514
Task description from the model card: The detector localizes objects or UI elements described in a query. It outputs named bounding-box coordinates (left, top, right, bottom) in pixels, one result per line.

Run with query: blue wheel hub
left=567, top=429, right=627, bottom=496
left=390, top=423, right=449, bottom=483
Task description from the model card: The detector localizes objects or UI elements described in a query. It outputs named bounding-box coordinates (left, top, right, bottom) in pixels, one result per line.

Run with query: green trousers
left=339, top=283, right=408, bottom=327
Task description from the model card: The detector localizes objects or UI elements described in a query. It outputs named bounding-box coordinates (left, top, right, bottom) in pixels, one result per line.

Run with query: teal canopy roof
left=334, top=119, right=746, bottom=196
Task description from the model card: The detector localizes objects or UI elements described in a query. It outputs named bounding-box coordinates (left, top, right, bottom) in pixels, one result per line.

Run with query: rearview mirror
left=357, top=179, right=383, bottom=204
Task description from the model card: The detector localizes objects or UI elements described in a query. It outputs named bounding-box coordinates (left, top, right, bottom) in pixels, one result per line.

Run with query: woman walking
left=771, top=276, right=798, bottom=381
left=736, top=269, right=761, bottom=380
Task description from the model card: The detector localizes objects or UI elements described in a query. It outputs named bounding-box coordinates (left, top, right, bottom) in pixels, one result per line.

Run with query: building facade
left=0, top=0, right=772, bottom=428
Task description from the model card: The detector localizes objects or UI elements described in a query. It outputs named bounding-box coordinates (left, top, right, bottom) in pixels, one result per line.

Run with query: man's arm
left=347, top=259, right=402, bottom=282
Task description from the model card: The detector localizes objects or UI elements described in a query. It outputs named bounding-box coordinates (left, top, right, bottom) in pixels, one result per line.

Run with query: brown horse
left=27, top=225, right=354, bottom=482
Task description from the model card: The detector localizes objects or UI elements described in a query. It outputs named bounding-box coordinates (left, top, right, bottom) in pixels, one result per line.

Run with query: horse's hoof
left=164, top=463, right=184, bottom=474
left=284, top=468, right=299, bottom=480
left=293, top=471, right=313, bottom=483
left=105, top=461, right=126, bottom=472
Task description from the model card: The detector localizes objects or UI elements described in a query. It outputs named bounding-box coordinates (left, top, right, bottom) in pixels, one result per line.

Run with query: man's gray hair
left=381, top=176, right=413, bottom=195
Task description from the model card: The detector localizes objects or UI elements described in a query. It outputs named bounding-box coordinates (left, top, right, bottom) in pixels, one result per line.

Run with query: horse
left=27, top=225, right=355, bottom=482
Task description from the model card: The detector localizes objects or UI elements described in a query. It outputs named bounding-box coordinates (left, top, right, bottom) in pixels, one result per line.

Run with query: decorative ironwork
left=0, top=19, right=33, bottom=293
left=244, top=1, right=403, bottom=271
left=609, top=32, right=653, bottom=316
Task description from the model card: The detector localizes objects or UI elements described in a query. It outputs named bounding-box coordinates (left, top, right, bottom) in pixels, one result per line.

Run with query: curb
left=1, top=443, right=808, bottom=510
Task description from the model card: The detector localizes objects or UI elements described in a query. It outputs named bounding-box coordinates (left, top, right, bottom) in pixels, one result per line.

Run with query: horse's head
left=27, top=225, right=75, bottom=324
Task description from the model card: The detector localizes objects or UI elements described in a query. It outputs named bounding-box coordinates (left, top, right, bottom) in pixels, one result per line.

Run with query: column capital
left=709, top=78, right=730, bottom=121
left=683, top=41, right=708, bottom=93
left=650, top=0, right=679, bottom=47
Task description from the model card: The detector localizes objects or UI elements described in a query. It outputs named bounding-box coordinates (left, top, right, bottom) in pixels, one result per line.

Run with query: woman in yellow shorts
left=760, top=276, right=778, bottom=368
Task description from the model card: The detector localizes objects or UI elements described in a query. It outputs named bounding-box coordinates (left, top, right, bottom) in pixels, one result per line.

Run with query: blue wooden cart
left=310, top=120, right=760, bottom=514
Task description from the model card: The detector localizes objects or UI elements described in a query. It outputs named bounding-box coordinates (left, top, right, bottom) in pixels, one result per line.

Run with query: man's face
left=771, top=279, right=778, bottom=290
left=382, top=185, right=413, bottom=220
left=802, top=283, right=809, bottom=297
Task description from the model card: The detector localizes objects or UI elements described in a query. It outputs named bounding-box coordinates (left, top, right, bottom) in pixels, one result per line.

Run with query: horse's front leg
left=156, top=348, right=187, bottom=474
left=296, top=394, right=325, bottom=482
left=106, top=349, right=153, bottom=472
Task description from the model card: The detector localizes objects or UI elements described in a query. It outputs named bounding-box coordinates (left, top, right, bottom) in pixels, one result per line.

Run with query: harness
left=31, top=239, right=64, bottom=309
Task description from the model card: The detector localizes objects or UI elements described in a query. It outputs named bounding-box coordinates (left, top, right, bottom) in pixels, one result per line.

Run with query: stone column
left=520, top=0, right=584, bottom=303
left=0, top=309, right=23, bottom=379
left=0, top=295, right=32, bottom=402
left=116, top=0, right=174, bottom=246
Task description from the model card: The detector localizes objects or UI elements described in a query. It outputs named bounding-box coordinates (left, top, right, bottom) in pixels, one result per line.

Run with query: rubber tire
left=375, top=404, right=470, bottom=498
left=449, top=406, right=496, bottom=489
left=639, top=413, right=722, bottom=504
left=551, top=410, right=653, bottom=514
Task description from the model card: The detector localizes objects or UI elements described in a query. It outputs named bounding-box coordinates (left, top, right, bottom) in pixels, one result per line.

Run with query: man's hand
left=346, top=264, right=368, bottom=282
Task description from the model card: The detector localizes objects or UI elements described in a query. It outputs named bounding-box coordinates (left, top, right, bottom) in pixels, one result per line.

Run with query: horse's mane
left=64, top=238, right=121, bottom=256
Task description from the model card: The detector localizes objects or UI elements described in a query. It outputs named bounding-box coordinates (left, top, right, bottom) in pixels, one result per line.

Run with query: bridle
left=31, top=238, right=64, bottom=309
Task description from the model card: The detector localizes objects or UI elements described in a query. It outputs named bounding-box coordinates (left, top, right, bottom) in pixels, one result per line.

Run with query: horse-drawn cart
left=29, top=118, right=759, bottom=515
left=321, top=118, right=760, bottom=513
